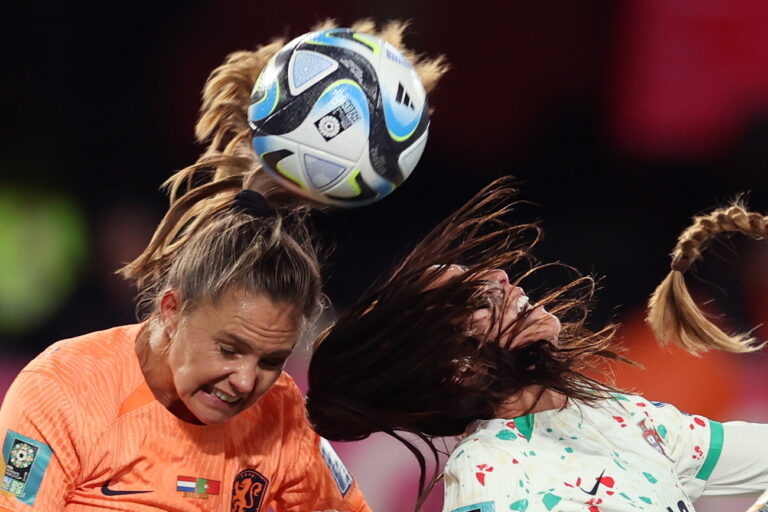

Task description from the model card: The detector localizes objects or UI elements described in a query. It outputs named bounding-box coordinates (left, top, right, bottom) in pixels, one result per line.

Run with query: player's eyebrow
left=220, top=331, right=294, bottom=358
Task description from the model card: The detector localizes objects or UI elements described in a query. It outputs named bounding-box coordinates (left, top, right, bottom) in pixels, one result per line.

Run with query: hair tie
left=670, top=255, right=692, bottom=273
left=232, top=190, right=275, bottom=218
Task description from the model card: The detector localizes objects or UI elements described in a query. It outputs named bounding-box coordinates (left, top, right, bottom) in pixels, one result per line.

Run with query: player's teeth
left=516, top=295, right=529, bottom=313
left=213, top=389, right=238, bottom=403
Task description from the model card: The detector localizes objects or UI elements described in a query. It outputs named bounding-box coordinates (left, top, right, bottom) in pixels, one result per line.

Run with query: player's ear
left=158, top=290, right=182, bottom=338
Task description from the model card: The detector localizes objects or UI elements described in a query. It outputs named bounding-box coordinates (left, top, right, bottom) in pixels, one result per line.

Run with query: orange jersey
left=0, top=324, right=371, bottom=512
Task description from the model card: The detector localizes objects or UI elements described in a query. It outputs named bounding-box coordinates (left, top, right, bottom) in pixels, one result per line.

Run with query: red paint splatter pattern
left=449, top=393, right=717, bottom=512
left=475, top=463, right=494, bottom=486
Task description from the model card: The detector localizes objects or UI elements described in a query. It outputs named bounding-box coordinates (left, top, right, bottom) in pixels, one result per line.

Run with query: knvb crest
left=231, top=469, right=268, bottom=512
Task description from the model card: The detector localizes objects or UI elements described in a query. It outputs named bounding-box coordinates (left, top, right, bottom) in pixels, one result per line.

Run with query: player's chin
left=505, top=313, right=561, bottom=349
left=526, top=307, right=561, bottom=343
left=541, top=316, right=561, bottom=346
left=188, top=392, right=245, bottom=425
left=191, top=406, right=241, bottom=425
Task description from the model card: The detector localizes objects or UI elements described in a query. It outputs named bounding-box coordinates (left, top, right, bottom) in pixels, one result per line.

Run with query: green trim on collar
left=515, top=414, right=535, bottom=441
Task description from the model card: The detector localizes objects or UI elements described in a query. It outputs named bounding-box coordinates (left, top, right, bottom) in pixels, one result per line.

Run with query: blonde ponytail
left=647, top=203, right=768, bottom=354
left=120, top=40, right=297, bottom=288
left=120, top=19, right=448, bottom=317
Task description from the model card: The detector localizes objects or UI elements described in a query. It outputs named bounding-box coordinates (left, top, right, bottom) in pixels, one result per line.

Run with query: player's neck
left=494, top=386, right=567, bottom=418
left=136, top=323, right=177, bottom=407
left=136, top=322, right=204, bottom=424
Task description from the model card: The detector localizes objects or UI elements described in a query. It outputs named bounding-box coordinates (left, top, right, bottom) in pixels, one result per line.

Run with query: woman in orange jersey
left=0, top=20, right=445, bottom=512
left=306, top=180, right=768, bottom=512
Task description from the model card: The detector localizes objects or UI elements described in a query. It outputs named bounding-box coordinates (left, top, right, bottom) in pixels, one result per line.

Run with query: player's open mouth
left=516, top=295, right=530, bottom=313
left=202, top=386, right=241, bottom=408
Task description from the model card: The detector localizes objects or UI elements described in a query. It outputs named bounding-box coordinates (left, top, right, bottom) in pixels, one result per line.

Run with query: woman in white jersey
left=306, top=178, right=768, bottom=512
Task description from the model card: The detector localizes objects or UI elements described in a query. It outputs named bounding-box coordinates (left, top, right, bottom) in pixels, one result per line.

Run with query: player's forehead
left=424, top=264, right=468, bottom=290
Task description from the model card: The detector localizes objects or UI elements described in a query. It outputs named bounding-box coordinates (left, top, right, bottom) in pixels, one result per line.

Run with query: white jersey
left=443, top=393, right=767, bottom=512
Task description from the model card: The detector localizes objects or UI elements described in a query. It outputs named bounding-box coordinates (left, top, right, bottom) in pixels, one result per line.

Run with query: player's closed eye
left=260, top=359, right=287, bottom=370
left=218, top=343, right=237, bottom=356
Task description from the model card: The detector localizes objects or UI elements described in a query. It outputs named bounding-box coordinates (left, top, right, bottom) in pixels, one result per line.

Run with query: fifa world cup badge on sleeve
left=1, top=430, right=53, bottom=505
left=319, top=438, right=352, bottom=496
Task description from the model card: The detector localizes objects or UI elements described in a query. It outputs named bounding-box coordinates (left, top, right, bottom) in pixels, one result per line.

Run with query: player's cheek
left=465, top=309, right=490, bottom=336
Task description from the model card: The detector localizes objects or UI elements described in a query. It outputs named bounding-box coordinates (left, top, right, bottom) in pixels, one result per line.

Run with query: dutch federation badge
left=231, top=468, right=268, bottom=512
left=1, top=430, right=53, bottom=505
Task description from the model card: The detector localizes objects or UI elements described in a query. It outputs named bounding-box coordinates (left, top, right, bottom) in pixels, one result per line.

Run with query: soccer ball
left=248, top=28, right=430, bottom=207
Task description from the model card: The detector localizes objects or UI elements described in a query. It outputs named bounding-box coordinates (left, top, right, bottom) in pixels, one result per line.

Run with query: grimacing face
left=160, top=288, right=300, bottom=425
left=435, top=265, right=562, bottom=349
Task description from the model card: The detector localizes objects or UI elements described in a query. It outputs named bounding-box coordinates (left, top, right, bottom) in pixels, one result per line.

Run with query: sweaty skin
left=137, top=289, right=300, bottom=425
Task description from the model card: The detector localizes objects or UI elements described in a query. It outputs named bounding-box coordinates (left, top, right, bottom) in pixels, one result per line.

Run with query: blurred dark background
left=1, top=1, right=767, bottom=509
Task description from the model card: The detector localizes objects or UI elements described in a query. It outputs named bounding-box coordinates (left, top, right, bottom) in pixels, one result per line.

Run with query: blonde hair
left=647, top=203, right=768, bottom=354
left=120, top=19, right=448, bottom=321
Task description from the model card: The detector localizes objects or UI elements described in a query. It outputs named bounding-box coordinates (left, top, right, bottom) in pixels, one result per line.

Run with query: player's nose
left=230, top=362, right=258, bottom=396
left=483, top=268, right=510, bottom=288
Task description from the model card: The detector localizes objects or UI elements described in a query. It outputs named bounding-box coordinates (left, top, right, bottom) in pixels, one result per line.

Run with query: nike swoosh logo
left=101, top=480, right=153, bottom=496
left=580, top=469, right=605, bottom=496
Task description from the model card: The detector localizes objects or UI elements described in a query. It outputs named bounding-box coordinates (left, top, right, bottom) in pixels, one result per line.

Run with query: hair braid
left=647, top=203, right=768, bottom=354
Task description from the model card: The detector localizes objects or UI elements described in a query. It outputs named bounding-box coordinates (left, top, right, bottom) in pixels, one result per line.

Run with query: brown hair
left=120, top=19, right=448, bottom=325
left=306, top=177, right=625, bottom=506
left=647, top=203, right=768, bottom=354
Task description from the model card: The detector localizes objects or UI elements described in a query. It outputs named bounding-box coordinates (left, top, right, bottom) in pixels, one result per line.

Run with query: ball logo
left=231, top=469, right=268, bottom=512
left=317, top=115, right=342, bottom=139
left=314, top=99, right=361, bottom=141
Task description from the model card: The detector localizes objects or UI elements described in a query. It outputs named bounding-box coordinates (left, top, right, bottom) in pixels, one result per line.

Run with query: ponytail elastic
left=232, top=190, right=275, bottom=218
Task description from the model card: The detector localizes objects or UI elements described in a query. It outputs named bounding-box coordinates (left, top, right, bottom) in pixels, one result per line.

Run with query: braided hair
left=647, top=203, right=767, bottom=354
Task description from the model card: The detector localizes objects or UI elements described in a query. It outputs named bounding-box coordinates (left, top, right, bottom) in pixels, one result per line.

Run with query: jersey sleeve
left=702, top=421, right=768, bottom=497
left=641, top=398, right=723, bottom=500
left=0, top=370, right=81, bottom=511
left=267, top=384, right=371, bottom=512
left=443, top=440, right=530, bottom=512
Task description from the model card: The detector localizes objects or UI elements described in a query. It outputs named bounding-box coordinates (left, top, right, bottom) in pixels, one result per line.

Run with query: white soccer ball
left=248, top=28, right=430, bottom=207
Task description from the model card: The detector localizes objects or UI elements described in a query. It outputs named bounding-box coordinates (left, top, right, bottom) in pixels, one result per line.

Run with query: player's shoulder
left=450, top=419, right=530, bottom=464
left=26, top=324, right=140, bottom=372
left=446, top=428, right=529, bottom=484
left=605, top=392, right=687, bottom=418
left=20, top=324, right=143, bottom=397
left=607, top=392, right=655, bottom=407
